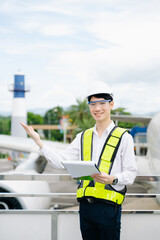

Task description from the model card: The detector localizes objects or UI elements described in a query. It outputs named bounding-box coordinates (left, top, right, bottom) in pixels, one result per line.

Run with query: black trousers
left=79, top=200, right=121, bottom=240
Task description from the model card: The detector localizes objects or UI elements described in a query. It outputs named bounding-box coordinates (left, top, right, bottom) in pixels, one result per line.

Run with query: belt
left=83, top=197, right=104, bottom=204
left=81, top=197, right=118, bottom=206
left=85, top=198, right=95, bottom=204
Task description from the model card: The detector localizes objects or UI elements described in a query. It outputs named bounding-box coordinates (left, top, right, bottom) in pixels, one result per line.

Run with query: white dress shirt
left=40, top=121, right=137, bottom=191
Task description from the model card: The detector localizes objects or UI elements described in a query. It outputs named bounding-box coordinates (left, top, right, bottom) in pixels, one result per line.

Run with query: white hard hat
left=87, top=81, right=113, bottom=99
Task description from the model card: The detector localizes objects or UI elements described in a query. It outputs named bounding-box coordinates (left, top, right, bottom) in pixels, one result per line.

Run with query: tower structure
left=9, top=73, right=30, bottom=137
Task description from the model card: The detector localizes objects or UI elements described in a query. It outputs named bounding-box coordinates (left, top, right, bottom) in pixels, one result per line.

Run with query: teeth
left=95, top=113, right=103, bottom=116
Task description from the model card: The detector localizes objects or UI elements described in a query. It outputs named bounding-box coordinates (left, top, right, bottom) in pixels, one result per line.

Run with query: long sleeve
left=40, top=133, right=81, bottom=168
left=40, top=124, right=137, bottom=190
left=113, top=132, right=138, bottom=186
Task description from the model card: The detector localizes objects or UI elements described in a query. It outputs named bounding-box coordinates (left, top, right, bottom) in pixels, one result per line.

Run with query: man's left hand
left=91, top=172, right=115, bottom=184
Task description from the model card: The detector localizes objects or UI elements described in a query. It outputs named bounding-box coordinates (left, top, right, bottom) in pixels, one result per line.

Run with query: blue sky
left=0, top=0, right=160, bottom=115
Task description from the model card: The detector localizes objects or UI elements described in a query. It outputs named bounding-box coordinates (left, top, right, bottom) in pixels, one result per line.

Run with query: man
left=21, top=81, right=137, bottom=240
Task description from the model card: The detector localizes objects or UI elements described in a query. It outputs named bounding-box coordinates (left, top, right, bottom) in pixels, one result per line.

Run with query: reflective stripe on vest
left=77, top=126, right=127, bottom=205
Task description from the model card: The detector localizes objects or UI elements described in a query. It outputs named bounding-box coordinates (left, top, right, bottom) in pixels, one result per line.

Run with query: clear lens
left=88, top=100, right=111, bottom=108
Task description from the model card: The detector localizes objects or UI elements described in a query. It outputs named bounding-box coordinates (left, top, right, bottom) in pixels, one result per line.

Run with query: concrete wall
left=0, top=210, right=160, bottom=240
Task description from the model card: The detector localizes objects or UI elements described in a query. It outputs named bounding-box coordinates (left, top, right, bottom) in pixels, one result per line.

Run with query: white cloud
left=41, top=23, right=74, bottom=36
left=0, top=26, right=13, bottom=34
left=114, top=81, right=160, bottom=114
left=0, top=0, right=160, bottom=115
left=0, top=0, right=81, bottom=16
left=0, top=84, right=12, bottom=112
left=87, top=13, right=160, bottom=71
left=19, top=20, right=75, bottom=36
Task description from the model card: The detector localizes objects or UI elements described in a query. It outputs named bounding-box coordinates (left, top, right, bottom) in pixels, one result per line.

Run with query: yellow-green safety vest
left=77, top=126, right=127, bottom=205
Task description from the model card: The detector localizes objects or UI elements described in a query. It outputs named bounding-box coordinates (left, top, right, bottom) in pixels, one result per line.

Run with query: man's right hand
left=20, top=121, right=44, bottom=149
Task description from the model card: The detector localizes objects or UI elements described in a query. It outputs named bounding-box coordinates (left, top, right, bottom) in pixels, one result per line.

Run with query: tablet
left=62, top=161, right=100, bottom=180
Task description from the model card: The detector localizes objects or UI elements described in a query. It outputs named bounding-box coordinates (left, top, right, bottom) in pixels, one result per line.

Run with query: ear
left=110, top=101, right=114, bottom=110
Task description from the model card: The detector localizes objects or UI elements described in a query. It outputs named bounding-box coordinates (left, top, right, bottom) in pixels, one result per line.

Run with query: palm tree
left=67, top=98, right=95, bottom=135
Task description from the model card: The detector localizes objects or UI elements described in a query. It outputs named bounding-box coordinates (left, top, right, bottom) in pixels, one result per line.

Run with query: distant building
left=130, top=125, right=148, bottom=155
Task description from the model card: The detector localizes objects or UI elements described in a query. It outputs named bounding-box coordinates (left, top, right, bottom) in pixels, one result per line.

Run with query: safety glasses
left=88, top=100, right=111, bottom=108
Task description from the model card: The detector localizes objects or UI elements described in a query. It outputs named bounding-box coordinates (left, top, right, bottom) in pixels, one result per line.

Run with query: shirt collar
left=93, top=121, right=115, bottom=136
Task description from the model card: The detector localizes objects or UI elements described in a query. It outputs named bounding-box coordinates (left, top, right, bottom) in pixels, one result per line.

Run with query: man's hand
left=91, top=172, right=115, bottom=185
left=20, top=121, right=44, bottom=149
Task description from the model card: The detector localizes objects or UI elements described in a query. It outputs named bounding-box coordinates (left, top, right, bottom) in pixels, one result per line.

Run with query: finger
left=92, top=176, right=103, bottom=182
left=20, top=122, right=30, bottom=131
left=29, top=126, right=34, bottom=131
left=20, top=121, right=26, bottom=127
left=20, top=124, right=31, bottom=135
left=93, top=173, right=104, bottom=179
left=91, top=173, right=101, bottom=177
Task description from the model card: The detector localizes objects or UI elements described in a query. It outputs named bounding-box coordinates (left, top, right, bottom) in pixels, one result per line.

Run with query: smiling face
left=89, top=96, right=114, bottom=123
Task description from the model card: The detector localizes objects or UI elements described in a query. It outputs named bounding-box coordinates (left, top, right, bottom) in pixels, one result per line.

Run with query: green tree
left=111, top=107, right=131, bottom=116
left=111, top=107, right=137, bottom=128
left=67, top=98, right=95, bottom=137
left=27, top=112, right=44, bottom=125
left=43, top=106, right=64, bottom=141
left=0, top=116, right=11, bottom=135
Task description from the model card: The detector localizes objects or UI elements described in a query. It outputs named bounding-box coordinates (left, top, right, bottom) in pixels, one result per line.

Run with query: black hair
left=87, top=93, right=113, bottom=103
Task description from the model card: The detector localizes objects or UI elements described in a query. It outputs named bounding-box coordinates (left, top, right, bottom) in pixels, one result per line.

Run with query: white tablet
left=62, top=161, right=100, bottom=180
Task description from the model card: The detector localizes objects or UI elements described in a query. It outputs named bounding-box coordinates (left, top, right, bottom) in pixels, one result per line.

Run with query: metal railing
left=0, top=174, right=160, bottom=208
left=1, top=174, right=160, bottom=240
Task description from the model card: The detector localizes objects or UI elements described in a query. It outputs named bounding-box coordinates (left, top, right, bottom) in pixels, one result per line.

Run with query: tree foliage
left=111, top=107, right=131, bottom=116
left=0, top=116, right=11, bottom=135
left=66, top=98, right=95, bottom=137
left=43, top=106, right=64, bottom=141
left=27, top=112, right=44, bottom=125
left=0, top=102, right=138, bottom=141
left=111, top=107, right=137, bottom=128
